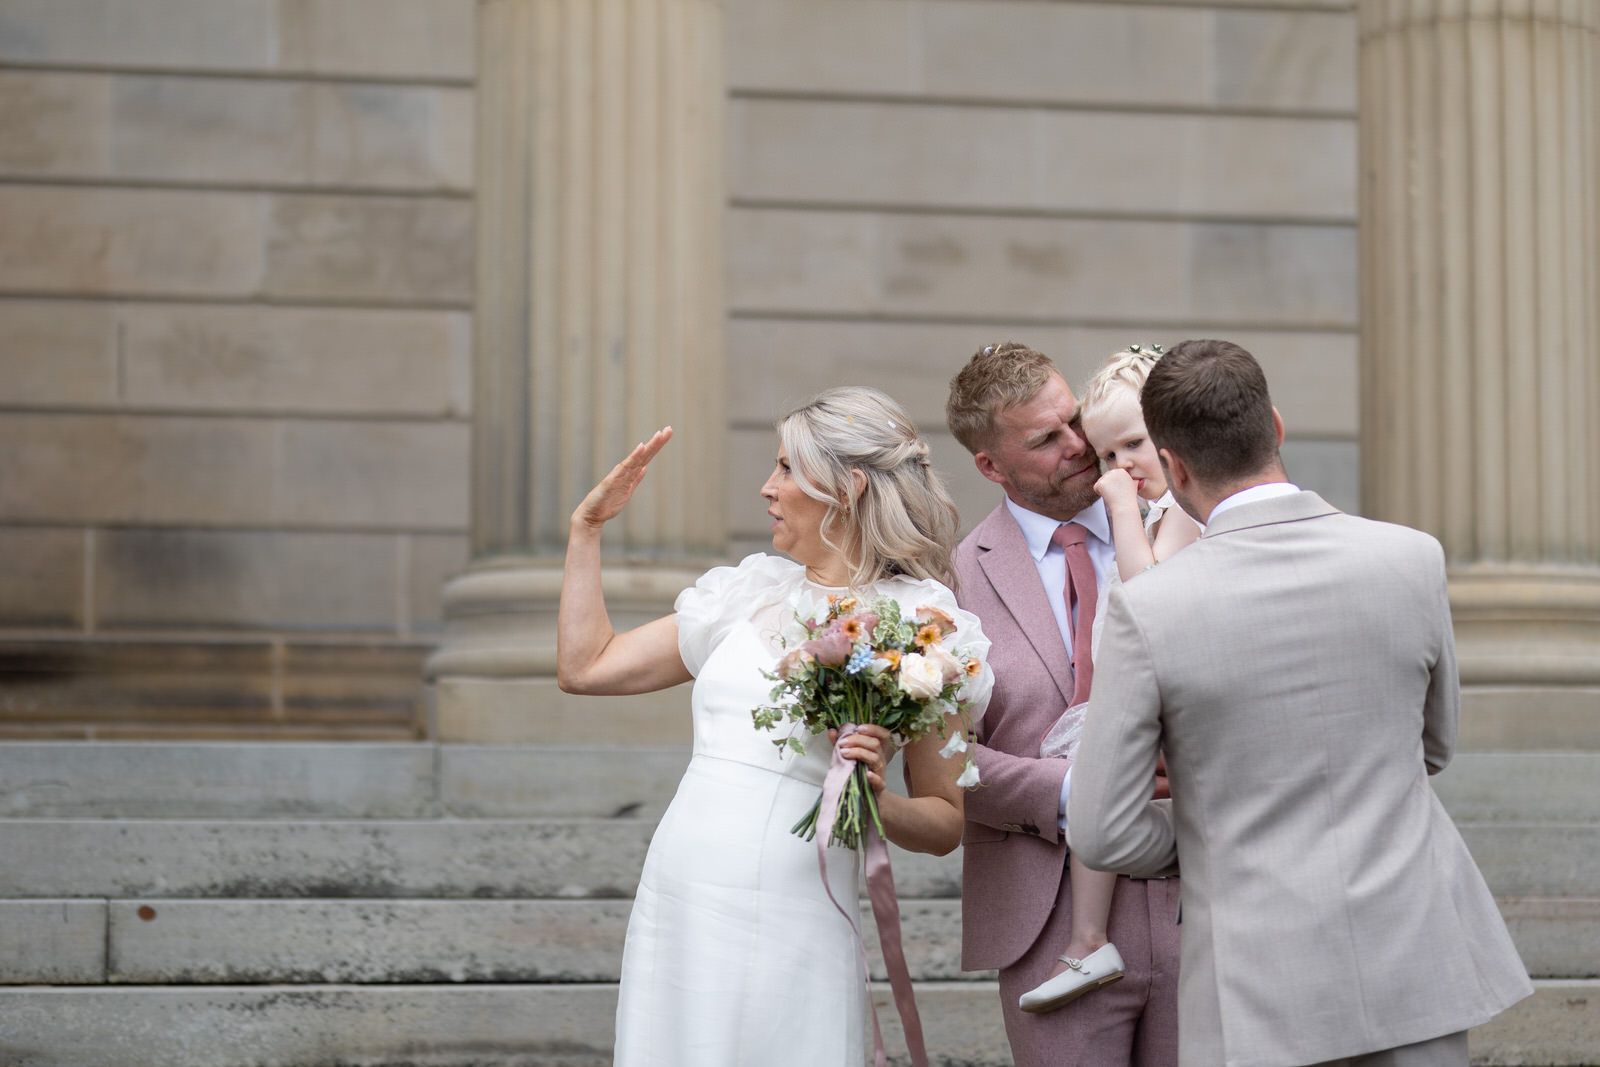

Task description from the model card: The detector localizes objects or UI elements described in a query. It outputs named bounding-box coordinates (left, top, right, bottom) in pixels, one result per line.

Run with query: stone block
left=0, top=899, right=106, bottom=984
left=1214, top=10, right=1357, bottom=112
left=119, top=304, right=471, bottom=417
left=0, top=414, right=277, bottom=526
left=432, top=676, right=694, bottom=746
left=726, top=320, right=1357, bottom=438
left=0, top=70, right=109, bottom=176
left=1279, top=439, right=1359, bottom=515
left=0, top=528, right=84, bottom=628
left=1432, top=754, right=1600, bottom=823
left=275, top=420, right=469, bottom=529
left=0, top=818, right=655, bottom=900
left=106, top=898, right=633, bottom=984
left=264, top=193, right=472, bottom=304
left=729, top=208, right=1357, bottom=327
left=1459, top=686, right=1600, bottom=751
left=0, top=299, right=117, bottom=406
left=0, top=186, right=265, bottom=297
left=0, top=640, right=276, bottom=728
left=438, top=745, right=690, bottom=819
left=110, top=75, right=310, bottom=184
left=725, top=0, right=916, bottom=95
left=0, top=984, right=617, bottom=1067
left=95, top=529, right=396, bottom=631
left=733, top=100, right=1353, bottom=220
left=919, top=2, right=1211, bottom=106
left=1459, top=824, right=1600, bottom=899
left=279, top=643, right=429, bottom=732
left=1500, top=898, right=1600, bottom=978
left=311, top=83, right=473, bottom=191
left=406, top=534, right=469, bottom=633
left=277, top=0, right=475, bottom=80
left=0, top=742, right=437, bottom=818
left=0, top=0, right=279, bottom=70
left=1468, top=980, right=1600, bottom=1067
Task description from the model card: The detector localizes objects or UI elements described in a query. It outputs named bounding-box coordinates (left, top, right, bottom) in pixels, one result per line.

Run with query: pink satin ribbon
left=815, top=723, right=928, bottom=1067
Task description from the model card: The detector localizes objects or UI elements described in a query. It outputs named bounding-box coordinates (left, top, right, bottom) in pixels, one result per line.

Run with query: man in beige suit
left=1068, top=339, right=1532, bottom=1067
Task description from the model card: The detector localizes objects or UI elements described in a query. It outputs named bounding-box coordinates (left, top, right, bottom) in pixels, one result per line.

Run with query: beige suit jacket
left=1068, top=491, right=1532, bottom=1067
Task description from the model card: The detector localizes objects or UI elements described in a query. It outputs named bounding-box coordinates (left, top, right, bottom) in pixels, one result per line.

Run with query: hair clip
left=1128, top=343, right=1164, bottom=356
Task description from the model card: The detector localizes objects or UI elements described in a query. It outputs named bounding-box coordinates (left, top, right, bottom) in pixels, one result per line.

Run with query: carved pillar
left=1358, top=0, right=1600, bottom=744
left=426, top=0, right=726, bottom=742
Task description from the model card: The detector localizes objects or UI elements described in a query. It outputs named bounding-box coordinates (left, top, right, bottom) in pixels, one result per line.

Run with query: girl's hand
left=573, top=427, right=673, bottom=531
left=831, top=723, right=894, bottom=792
left=1095, top=468, right=1139, bottom=511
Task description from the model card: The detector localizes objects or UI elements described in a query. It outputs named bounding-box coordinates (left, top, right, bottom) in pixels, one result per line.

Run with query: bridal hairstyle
left=777, top=387, right=960, bottom=589
left=944, top=341, right=1059, bottom=454
left=1078, top=345, right=1162, bottom=436
left=1140, top=338, right=1279, bottom=485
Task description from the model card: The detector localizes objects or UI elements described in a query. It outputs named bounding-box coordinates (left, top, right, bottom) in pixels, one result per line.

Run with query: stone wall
left=0, top=0, right=1359, bottom=737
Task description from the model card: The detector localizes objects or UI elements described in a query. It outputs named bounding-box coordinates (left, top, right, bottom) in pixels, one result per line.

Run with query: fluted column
left=1359, top=0, right=1600, bottom=743
left=426, top=0, right=726, bottom=742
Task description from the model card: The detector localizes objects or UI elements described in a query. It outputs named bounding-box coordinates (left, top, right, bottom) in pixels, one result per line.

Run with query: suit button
left=1001, top=823, right=1022, bottom=833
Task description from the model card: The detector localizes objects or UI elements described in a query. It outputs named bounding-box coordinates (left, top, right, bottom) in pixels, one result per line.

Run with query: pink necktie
left=1051, top=522, right=1098, bottom=706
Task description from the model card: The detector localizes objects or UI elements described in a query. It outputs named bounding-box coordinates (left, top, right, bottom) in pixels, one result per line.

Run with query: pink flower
left=806, top=624, right=854, bottom=667
left=775, top=646, right=816, bottom=680
left=914, top=605, right=957, bottom=637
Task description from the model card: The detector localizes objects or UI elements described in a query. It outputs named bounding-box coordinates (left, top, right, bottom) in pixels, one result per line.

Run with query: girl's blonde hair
left=1079, top=345, right=1164, bottom=430
left=777, top=387, right=959, bottom=589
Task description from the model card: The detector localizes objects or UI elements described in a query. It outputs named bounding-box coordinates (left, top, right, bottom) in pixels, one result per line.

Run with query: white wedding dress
left=612, top=553, right=992, bottom=1067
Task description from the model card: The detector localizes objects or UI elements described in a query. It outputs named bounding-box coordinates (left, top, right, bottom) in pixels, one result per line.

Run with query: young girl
left=1019, top=345, right=1202, bottom=1015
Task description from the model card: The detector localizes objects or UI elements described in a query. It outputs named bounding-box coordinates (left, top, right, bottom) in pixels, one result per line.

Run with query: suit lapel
left=974, top=505, right=1075, bottom=707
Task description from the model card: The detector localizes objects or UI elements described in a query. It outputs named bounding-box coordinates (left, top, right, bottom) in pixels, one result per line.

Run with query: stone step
left=2, top=742, right=1593, bottom=821
left=2, top=896, right=1590, bottom=987
left=0, top=742, right=693, bottom=820
left=0, top=816, right=1585, bottom=900
left=0, top=817, right=964, bottom=899
left=0, top=980, right=1592, bottom=1067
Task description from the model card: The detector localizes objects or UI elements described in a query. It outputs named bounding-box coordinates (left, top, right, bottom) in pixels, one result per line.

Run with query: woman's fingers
left=576, top=427, right=674, bottom=527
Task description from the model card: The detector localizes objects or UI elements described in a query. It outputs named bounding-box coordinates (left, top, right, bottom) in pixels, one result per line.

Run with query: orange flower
left=881, top=648, right=902, bottom=670
left=965, top=657, right=982, bottom=676
left=836, top=597, right=857, bottom=613
left=915, top=624, right=943, bottom=648
left=841, top=617, right=864, bottom=641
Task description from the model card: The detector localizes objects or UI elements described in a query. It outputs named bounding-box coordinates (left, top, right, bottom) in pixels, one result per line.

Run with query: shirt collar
left=1005, top=495, right=1112, bottom=562
left=1207, top=481, right=1300, bottom=522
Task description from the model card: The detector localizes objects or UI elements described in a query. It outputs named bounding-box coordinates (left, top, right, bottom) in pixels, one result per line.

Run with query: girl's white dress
left=612, top=553, right=993, bottom=1067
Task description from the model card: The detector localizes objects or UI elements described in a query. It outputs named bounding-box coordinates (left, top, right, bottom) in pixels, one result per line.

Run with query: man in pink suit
left=945, top=343, right=1180, bottom=1066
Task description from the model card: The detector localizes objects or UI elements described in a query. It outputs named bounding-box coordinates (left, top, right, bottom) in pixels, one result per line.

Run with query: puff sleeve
left=674, top=554, right=796, bottom=677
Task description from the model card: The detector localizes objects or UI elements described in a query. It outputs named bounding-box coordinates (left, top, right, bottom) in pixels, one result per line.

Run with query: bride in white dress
left=558, top=387, right=994, bottom=1067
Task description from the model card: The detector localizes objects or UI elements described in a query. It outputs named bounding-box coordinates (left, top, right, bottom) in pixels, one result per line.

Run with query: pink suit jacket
left=953, top=503, right=1082, bottom=971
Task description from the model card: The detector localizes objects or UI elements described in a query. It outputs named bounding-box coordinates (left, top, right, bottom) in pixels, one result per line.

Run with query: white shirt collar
left=1005, top=495, right=1112, bottom=562
left=1207, top=481, right=1300, bottom=522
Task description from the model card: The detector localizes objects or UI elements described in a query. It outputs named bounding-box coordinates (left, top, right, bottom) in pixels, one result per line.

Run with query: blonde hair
left=945, top=342, right=1059, bottom=454
left=778, top=387, right=960, bottom=589
left=1079, top=345, right=1163, bottom=431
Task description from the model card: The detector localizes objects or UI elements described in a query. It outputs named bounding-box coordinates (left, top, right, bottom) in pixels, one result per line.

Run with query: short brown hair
left=1141, top=339, right=1278, bottom=485
left=946, top=342, right=1059, bottom=454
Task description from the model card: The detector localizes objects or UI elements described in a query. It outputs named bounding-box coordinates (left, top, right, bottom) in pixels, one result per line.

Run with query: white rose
left=896, top=653, right=944, bottom=702
left=922, top=642, right=965, bottom=685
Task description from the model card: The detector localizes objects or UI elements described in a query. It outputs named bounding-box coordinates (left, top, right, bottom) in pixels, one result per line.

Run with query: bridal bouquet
left=753, top=592, right=983, bottom=849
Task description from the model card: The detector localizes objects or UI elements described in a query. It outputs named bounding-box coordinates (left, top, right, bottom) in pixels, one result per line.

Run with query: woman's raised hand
left=574, top=427, right=673, bottom=531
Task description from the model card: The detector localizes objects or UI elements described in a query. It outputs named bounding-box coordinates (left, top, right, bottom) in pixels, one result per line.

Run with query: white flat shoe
left=1018, top=943, right=1126, bottom=1014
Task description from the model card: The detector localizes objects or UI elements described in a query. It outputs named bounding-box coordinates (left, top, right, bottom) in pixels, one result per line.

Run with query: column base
left=1449, top=565, right=1600, bottom=750
left=424, top=561, right=706, bottom=744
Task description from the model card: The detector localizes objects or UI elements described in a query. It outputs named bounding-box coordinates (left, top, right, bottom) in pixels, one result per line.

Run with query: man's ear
left=1271, top=406, right=1285, bottom=447
left=1160, top=448, right=1189, bottom=493
left=973, top=451, right=1009, bottom=487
